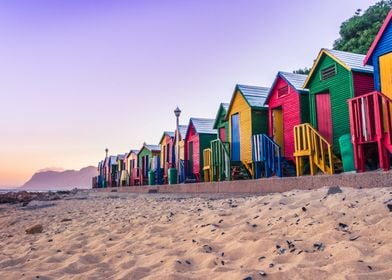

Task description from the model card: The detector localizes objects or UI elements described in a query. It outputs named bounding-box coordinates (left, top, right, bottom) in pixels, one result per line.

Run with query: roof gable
left=213, top=103, right=229, bottom=129
left=185, top=118, right=216, bottom=139
left=304, top=49, right=373, bottom=88
left=126, top=149, right=139, bottom=158
left=364, top=9, right=392, bottom=65
left=138, top=143, right=160, bottom=156
left=227, top=84, right=269, bottom=119
left=265, top=72, right=308, bottom=104
left=159, top=131, right=175, bottom=144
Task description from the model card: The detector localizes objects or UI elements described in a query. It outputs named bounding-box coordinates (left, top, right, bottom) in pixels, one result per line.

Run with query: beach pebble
left=387, top=204, right=392, bottom=212
left=243, top=277, right=252, bottom=280
left=259, top=271, right=267, bottom=277
left=313, top=242, right=325, bottom=251
left=202, top=245, right=212, bottom=253
left=327, top=186, right=342, bottom=195
left=26, top=224, right=43, bottom=234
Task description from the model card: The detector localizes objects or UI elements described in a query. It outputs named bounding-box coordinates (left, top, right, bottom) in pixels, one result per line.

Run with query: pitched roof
left=213, top=103, right=229, bottom=129
left=226, top=84, right=269, bottom=118
left=304, top=48, right=374, bottom=88
left=237, top=84, right=270, bottom=108
left=142, top=144, right=161, bottom=152
left=364, top=9, right=392, bottom=65
left=280, top=72, right=308, bottom=92
left=159, top=131, right=175, bottom=144
left=109, top=156, right=118, bottom=165
left=187, top=118, right=216, bottom=137
left=116, top=154, right=125, bottom=161
left=265, top=72, right=308, bottom=104
left=126, top=149, right=139, bottom=158
left=179, top=125, right=188, bottom=138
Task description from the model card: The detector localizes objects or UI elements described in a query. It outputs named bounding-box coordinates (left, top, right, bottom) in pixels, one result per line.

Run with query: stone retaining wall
left=100, top=171, right=392, bottom=194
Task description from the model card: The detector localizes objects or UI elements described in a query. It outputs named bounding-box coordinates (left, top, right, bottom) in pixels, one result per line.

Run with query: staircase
left=252, top=134, right=283, bottom=178
left=348, top=91, right=392, bottom=171
left=210, top=139, right=231, bottom=181
left=293, top=123, right=335, bottom=176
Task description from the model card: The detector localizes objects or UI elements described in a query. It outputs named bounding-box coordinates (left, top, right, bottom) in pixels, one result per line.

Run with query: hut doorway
left=380, top=52, right=392, bottom=98
left=188, top=142, right=194, bottom=177
left=316, top=92, right=333, bottom=143
left=272, top=107, right=284, bottom=155
left=231, top=114, right=240, bottom=161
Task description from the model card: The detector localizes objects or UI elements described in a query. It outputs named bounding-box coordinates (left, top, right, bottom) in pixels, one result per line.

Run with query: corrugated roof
left=165, top=131, right=175, bottom=138
left=178, top=125, right=188, bottom=140
left=159, top=131, right=175, bottom=144
left=116, top=154, right=125, bottom=160
left=325, top=49, right=373, bottom=73
left=237, top=84, right=269, bottom=108
left=279, top=72, right=308, bottom=92
left=304, top=48, right=374, bottom=88
left=143, top=144, right=161, bottom=152
left=190, top=118, right=216, bottom=134
left=364, top=9, right=392, bottom=65
left=265, top=72, right=308, bottom=105
left=127, top=149, right=139, bottom=157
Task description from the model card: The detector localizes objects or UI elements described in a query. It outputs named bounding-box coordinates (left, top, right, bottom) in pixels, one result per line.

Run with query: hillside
left=21, top=166, right=96, bottom=190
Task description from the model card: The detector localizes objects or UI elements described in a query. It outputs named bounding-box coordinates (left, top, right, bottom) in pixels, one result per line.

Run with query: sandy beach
left=0, top=187, right=391, bottom=280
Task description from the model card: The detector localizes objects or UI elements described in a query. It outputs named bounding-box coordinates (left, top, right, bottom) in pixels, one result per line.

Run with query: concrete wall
left=100, top=170, right=392, bottom=195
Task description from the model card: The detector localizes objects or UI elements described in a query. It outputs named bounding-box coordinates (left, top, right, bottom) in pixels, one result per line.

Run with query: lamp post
left=104, top=148, right=108, bottom=188
left=174, top=107, right=181, bottom=184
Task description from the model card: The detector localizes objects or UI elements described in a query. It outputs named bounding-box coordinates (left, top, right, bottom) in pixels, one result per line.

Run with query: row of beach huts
left=93, top=10, right=392, bottom=188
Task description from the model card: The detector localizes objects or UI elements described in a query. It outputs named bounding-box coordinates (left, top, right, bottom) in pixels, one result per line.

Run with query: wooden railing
left=211, top=139, right=231, bottom=181
left=252, top=134, right=282, bottom=178
left=203, top=148, right=212, bottom=182
left=294, top=123, right=334, bottom=176
left=348, top=91, right=392, bottom=171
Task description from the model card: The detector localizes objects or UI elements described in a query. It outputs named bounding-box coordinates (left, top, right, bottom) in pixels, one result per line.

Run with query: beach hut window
left=278, top=86, right=289, bottom=97
left=320, top=64, right=337, bottom=81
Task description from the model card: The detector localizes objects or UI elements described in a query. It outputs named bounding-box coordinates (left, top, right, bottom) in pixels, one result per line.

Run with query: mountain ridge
left=21, top=166, right=96, bottom=190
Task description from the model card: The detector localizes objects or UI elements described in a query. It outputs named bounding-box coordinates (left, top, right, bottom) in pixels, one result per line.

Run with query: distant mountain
left=21, top=166, right=96, bottom=190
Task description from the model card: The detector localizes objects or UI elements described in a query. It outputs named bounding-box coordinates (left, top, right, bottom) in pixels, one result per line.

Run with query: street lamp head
left=105, top=148, right=109, bottom=157
left=174, top=106, right=181, bottom=117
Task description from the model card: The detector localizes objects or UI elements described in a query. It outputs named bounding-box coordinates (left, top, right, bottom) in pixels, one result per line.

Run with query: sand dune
left=0, top=187, right=391, bottom=279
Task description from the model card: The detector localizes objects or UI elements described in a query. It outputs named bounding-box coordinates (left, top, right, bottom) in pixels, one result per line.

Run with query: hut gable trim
left=265, top=72, right=308, bottom=105
left=138, top=144, right=160, bottom=156
left=227, top=84, right=269, bottom=119
left=185, top=118, right=216, bottom=140
left=159, top=131, right=175, bottom=144
left=304, top=49, right=373, bottom=88
left=364, top=9, right=392, bottom=65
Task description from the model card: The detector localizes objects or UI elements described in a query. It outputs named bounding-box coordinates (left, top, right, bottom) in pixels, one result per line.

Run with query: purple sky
left=0, top=0, right=378, bottom=186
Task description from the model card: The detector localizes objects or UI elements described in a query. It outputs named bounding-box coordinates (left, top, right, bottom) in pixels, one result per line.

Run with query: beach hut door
left=189, top=142, right=194, bottom=176
left=316, top=92, right=333, bottom=143
left=380, top=52, right=392, bottom=99
left=231, top=114, right=240, bottom=161
left=272, top=107, right=284, bottom=155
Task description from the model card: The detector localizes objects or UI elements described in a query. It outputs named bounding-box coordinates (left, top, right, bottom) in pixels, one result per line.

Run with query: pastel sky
left=0, top=0, right=378, bottom=187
